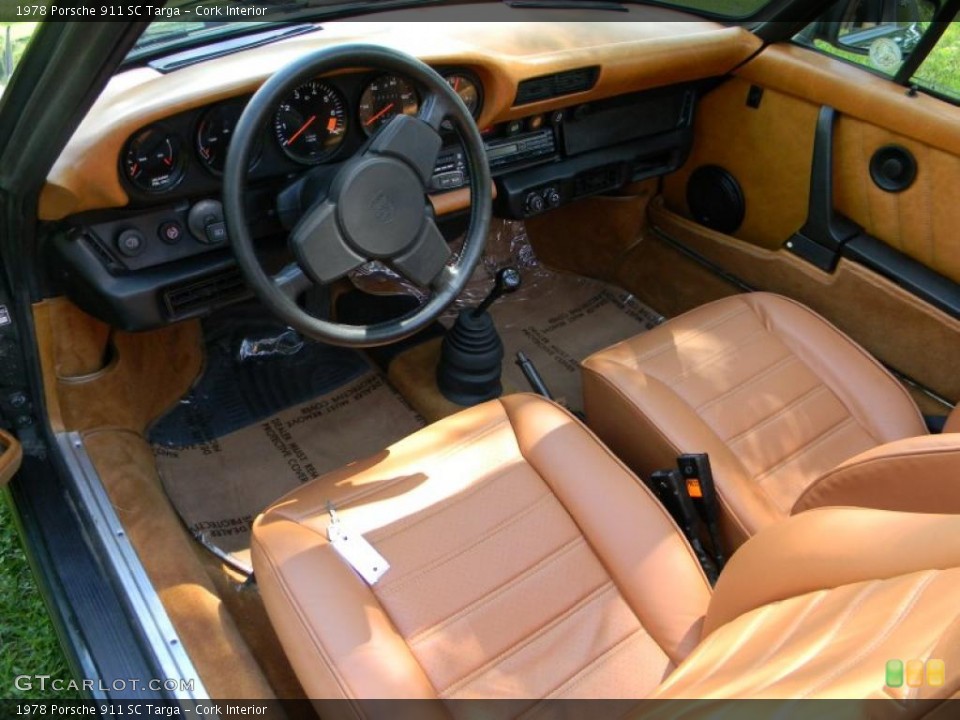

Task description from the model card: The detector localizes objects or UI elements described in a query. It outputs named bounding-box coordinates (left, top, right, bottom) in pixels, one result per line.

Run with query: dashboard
left=40, top=11, right=763, bottom=331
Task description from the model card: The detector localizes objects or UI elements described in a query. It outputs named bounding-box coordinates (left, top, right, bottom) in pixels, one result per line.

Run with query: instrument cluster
left=120, top=69, right=482, bottom=196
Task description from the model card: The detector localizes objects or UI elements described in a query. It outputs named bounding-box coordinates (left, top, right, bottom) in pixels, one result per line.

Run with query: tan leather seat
left=252, top=394, right=960, bottom=709
left=582, top=292, right=959, bottom=545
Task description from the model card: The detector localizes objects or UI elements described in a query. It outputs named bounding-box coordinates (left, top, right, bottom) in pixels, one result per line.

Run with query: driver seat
left=252, top=394, right=960, bottom=710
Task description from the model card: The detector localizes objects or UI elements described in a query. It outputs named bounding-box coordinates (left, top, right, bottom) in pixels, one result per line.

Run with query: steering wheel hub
left=335, top=157, right=425, bottom=258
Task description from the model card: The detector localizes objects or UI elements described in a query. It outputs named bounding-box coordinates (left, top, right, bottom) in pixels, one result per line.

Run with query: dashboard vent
left=162, top=266, right=248, bottom=319
left=514, top=67, right=600, bottom=105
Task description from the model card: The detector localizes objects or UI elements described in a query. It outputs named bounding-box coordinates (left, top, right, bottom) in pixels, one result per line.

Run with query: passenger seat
left=582, top=292, right=959, bottom=546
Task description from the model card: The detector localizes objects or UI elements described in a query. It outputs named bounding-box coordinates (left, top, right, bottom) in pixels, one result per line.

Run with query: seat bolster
left=703, top=508, right=960, bottom=637
left=499, top=394, right=712, bottom=664
left=744, top=293, right=927, bottom=443
left=793, top=434, right=960, bottom=516
left=581, top=358, right=778, bottom=544
left=251, top=517, right=440, bottom=708
left=945, top=406, right=960, bottom=434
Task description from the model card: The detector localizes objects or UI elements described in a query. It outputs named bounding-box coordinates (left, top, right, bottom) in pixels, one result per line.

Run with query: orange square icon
left=906, top=659, right=924, bottom=687
left=927, top=659, right=945, bottom=687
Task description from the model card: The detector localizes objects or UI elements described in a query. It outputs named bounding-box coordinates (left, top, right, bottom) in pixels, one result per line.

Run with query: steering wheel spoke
left=289, top=200, right=367, bottom=284
left=367, top=113, right=443, bottom=186
left=418, top=91, right=454, bottom=133
left=272, top=263, right=314, bottom=301
left=392, top=218, right=452, bottom=287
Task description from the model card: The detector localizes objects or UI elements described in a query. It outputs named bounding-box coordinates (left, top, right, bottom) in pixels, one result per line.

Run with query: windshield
left=129, top=0, right=773, bottom=61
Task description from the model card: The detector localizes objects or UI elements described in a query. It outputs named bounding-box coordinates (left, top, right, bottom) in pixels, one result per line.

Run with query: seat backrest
left=252, top=395, right=712, bottom=711
left=794, top=434, right=960, bottom=517
left=653, top=508, right=960, bottom=701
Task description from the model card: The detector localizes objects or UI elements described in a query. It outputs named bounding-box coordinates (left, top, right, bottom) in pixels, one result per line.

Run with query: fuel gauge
left=123, top=126, right=184, bottom=193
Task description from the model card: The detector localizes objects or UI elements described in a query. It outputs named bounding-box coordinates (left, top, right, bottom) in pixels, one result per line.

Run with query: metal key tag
left=326, top=505, right=390, bottom=585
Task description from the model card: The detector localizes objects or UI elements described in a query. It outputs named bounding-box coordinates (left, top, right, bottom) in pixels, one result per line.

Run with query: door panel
left=834, top=118, right=960, bottom=283
left=662, top=44, right=960, bottom=283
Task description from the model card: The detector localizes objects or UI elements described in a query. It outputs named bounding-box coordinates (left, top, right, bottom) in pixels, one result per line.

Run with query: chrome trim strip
left=57, top=432, right=209, bottom=704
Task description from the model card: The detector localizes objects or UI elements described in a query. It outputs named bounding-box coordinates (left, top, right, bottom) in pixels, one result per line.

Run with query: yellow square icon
left=927, top=659, right=945, bottom=687
left=906, top=659, right=924, bottom=687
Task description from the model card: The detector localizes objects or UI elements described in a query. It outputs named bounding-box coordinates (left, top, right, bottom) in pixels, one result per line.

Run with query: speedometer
left=358, top=74, right=419, bottom=137
left=274, top=80, right=348, bottom=164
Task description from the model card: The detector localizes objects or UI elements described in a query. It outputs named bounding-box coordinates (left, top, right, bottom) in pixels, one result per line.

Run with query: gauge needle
left=285, top=115, right=317, bottom=146
left=365, top=102, right=395, bottom=127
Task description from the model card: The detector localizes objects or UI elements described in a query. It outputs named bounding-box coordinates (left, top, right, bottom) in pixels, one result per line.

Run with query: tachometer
left=196, top=101, right=262, bottom=174
left=274, top=81, right=348, bottom=164
left=122, top=127, right=184, bottom=193
left=358, top=74, right=419, bottom=136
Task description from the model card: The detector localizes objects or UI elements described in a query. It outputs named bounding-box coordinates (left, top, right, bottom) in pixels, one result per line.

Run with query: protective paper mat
left=154, top=372, right=425, bottom=564
left=490, top=275, right=663, bottom=411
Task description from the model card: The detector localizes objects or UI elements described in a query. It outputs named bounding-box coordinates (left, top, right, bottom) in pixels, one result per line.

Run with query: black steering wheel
left=223, top=45, right=492, bottom=347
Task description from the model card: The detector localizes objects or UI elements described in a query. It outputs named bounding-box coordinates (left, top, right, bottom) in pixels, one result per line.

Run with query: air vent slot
left=162, top=266, right=247, bottom=319
left=515, top=66, right=599, bottom=105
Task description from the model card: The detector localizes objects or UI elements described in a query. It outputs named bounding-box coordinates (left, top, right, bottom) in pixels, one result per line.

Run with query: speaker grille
left=686, top=165, right=745, bottom=235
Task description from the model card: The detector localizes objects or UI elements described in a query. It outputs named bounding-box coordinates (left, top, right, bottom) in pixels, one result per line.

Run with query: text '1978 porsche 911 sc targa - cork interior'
left=2, top=0, right=960, bottom=715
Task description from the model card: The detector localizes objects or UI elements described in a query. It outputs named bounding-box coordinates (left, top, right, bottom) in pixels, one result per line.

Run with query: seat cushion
left=582, top=292, right=926, bottom=543
left=252, top=394, right=711, bottom=708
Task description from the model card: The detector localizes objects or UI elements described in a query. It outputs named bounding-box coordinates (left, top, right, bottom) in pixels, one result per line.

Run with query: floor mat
left=150, top=305, right=425, bottom=565
left=491, top=276, right=663, bottom=411
left=154, top=372, right=424, bottom=565
left=149, top=303, right=371, bottom=446
left=452, top=220, right=664, bottom=411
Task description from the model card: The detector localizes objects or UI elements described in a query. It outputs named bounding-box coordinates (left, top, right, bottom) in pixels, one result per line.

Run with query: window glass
left=0, top=21, right=39, bottom=96
left=793, top=0, right=938, bottom=78
left=911, top=18, right=960, bottom=101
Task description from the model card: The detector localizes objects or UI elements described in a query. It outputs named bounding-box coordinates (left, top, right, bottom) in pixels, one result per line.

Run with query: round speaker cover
left=687, top=165, right=745, bottom=234
left=870, top=144, right=917, bottom=193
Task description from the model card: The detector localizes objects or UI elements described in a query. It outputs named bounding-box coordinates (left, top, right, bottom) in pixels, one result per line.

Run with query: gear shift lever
left=473, top=268, right=522, bottom=317
left=436, top=267, right=521, bottom=405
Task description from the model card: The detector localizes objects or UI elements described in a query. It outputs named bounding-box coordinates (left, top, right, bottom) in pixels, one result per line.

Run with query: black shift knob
left=473, top=267, right=521, bottom=317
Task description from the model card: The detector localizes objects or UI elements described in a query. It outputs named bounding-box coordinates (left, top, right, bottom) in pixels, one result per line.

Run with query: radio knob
left=524, top=192, right=545, bottom=215
left=545, top=188, right=561, bottom=208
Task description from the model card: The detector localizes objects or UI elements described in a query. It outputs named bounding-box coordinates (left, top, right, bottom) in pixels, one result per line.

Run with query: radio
left=485, top=129, right=556, bottom=171
left=430, top=148, right=468, bottom=192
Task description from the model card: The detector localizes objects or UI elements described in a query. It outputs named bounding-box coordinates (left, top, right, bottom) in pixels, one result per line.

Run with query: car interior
left=3, top=0, right=960, bottom=713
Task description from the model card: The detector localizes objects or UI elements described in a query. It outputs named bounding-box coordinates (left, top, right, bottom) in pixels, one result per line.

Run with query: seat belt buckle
left=650, top=470, right=718, bottom=584
left=677, top=453, right=726, bottom=570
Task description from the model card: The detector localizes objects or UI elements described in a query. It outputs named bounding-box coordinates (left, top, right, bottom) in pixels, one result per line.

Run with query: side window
left=911, top=20, right=960, bottom=101
left=0, top=21, right=39, bottom=96
left=793, top=0, right=939, bottom=78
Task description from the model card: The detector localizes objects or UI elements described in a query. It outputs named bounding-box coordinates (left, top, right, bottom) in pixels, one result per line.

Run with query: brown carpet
left=154, top=371, right=424, bottom=565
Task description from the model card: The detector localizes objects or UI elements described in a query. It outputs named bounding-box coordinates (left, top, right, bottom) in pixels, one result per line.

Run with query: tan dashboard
left=39, top=9, right=760, bottom=221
